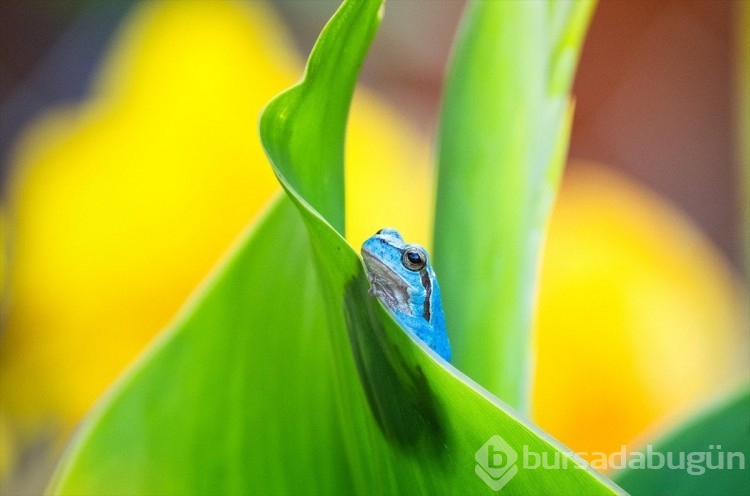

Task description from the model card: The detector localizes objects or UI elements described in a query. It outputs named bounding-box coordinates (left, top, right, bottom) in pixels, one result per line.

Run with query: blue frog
left=361, top=228, right=451, bottom=362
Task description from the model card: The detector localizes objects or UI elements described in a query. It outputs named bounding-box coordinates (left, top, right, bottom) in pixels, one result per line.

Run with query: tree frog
left=361, top=228, right=451, bottom=362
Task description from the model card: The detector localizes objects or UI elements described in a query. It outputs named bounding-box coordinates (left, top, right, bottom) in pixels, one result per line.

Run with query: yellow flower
left=0, top=0, right=431, bottom=437
left=532, top=163, right=748, bottom=460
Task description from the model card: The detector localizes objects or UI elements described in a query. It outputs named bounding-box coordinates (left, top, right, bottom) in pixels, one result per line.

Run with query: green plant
left=614, top=387, right=750, bottom=496
left=47, top=0, right=747, bottom=494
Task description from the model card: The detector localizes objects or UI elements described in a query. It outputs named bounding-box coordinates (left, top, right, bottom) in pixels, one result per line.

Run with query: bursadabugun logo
left=475, top=435, right=746, bottom=491
left=475, top=435, right=519, bottom=491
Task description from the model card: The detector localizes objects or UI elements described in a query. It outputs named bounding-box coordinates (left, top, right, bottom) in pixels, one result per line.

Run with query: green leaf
left=434, top=0, right=595, bottom=412
left=260, top=0, right=620, bottom=493
left=49, top=195, right=352, bottom=495
left=613, top=386, right=750, bottom=496
left=260, top=0, right=382, bottom=234
left=50, top=0, right=623, bottom=494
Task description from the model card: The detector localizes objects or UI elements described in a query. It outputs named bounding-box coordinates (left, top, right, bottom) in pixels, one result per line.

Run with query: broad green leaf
left=261, top=0, right=621, bottom=493
left=434, top=0, right=595, bottom=411
left=614, top=386, right=750, bottom=496
left=49, top=195, right=352, bottom=494
left=51, top=1, right=623, bottom=494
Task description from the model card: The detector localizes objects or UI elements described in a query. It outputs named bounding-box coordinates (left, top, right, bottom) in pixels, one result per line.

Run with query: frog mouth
left=361, top=249, right=413, bottom=317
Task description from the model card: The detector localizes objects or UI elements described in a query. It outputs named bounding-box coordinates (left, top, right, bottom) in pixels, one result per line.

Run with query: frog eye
left=401, top=246, right=427, bottom=271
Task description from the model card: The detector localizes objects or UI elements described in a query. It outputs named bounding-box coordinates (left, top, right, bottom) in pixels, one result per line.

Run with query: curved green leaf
left=50, top=1, right=622, bottom=494
left=261, top=0, right=620, bottom=493
left=49, top=195, right=351, bottom=495
left=614, top=386, right=750, bottom=496
left=434, top=0, right=595, bottom=411
left=259, top=0, right=381, bottom=234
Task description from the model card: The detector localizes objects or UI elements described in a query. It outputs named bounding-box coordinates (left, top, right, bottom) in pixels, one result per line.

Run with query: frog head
left=361, top=228, right=451, bottom=361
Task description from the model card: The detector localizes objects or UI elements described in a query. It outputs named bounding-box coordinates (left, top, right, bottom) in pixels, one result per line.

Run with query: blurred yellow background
left=0, top=0, right=747, bottom=492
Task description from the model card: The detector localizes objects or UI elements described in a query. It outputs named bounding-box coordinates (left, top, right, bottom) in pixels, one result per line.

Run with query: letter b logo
left=475, top=435, right=519, bottom=491
left=488, top=444, right=507, bottom=468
